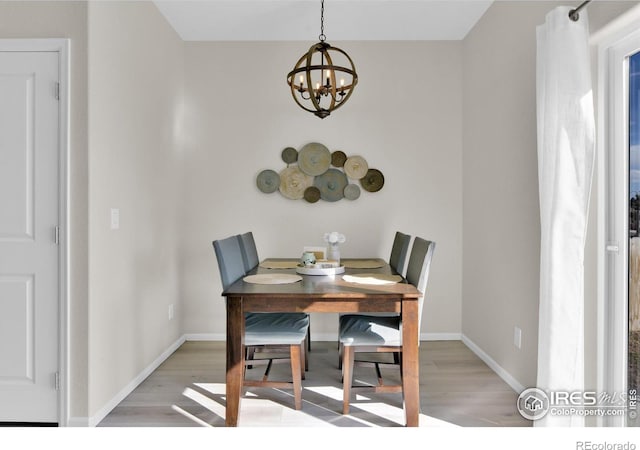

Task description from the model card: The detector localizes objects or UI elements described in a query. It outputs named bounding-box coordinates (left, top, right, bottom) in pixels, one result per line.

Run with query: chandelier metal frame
left=286, top=0, right=358, bottom=119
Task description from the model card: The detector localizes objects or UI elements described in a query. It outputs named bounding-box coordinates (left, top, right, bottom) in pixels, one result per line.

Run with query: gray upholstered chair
left=237, top=231, right=259, bottom=273
left=212, top=234, right=309, bottom=410
left=237, top=231, right=312, bottom=357
left=337, top=231, right=412, bottom=369
left=338, top=236, right=436, bottom=414
left=389, top=231, right=411, bottom=276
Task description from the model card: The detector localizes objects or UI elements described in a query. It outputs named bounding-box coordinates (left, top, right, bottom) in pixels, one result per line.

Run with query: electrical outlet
left=514, top=326, right=522, bottom=349
left=168, top=304, right=174, bottom=321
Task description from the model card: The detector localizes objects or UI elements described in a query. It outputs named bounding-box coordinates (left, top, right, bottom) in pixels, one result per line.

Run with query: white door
left=0, top=51, right=60, bottom=423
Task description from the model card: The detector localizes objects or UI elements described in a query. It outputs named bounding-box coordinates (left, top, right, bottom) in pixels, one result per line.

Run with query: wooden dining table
left=220, top=258, right=422, bottom=427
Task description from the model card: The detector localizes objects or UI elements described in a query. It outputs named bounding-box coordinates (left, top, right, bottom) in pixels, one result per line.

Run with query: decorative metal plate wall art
left=256, top=142, right=385, bottom=203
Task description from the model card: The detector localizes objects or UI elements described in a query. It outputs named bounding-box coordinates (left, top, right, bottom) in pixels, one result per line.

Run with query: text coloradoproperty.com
left=550, top=408, right=628, bottom=416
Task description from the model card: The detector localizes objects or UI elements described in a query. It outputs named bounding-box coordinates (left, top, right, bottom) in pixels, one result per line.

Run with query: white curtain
left=536, top=6, right=595, bottom=427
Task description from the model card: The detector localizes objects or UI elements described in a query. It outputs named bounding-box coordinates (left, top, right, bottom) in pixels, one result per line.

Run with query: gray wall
left=461, top=0, right=636, bottom=391
left=181, top=40, right=464, bottom=340
left=87, top=0, right=184, bottom=419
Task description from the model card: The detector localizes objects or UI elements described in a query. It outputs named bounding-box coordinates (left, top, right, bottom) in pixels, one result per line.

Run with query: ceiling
left=153, top=0, right=494, bottom=41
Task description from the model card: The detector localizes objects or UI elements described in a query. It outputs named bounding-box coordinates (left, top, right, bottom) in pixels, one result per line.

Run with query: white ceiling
left=153, top=0, right=494, bottom=41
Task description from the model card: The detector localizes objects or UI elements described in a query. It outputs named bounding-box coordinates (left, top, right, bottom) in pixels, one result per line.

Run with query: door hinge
left=54, top=82, right=60, bottom=101
left=54, top=226, right=60, bottom=245
left=54, top=372, right=60, bottom=391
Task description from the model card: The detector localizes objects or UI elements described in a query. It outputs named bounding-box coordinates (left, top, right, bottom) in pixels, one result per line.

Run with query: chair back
left=213, top=235, right=246, bottom=290
left=389, top=231, right=411, bottom=276
left=405, top=237, right=436, bottom=332
left=238, top=231, right=259, bottom=272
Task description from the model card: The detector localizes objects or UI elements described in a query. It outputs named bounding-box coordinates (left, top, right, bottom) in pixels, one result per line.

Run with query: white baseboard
left=86, top=335, right=186, bottom=427
left=461, top=333, right=525, bottom=394
left=309, top=332, right=462, bottom=341
left=422, top=332, right=461, bottom=341
left=187, top=332, right=341, bottom=342
left=308, top=332, right=336, bottom=341
left=184, top=333, right=225, bottom=341
left=183, top=332, right=462, bottom=342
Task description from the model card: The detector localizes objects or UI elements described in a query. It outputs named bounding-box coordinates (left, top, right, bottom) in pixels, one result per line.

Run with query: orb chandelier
left=286, top=0, right=358, bottom=119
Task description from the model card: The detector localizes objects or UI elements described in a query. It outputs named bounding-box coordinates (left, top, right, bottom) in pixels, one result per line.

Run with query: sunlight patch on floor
left=171, top=404, right=214, bottom=427
left=180, top=382, right=459, bottom=427
left=303, top=385, right=344, bottom=401
left=193, top=382, right=225, bottom=395
left=182, top=386, right=225, bottom=416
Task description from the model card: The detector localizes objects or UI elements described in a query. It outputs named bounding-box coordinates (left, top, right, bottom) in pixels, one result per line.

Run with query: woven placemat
left=259, top=259, right=299, bottom=269
left=341, top=258, right=386, bottom=269
left=342, top=273, right=403, bottom=285
left=243, top=274, right=302, bottom=284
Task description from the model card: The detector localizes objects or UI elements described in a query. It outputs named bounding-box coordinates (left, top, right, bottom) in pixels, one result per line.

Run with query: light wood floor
left=98, top=340, right=531, bottom=427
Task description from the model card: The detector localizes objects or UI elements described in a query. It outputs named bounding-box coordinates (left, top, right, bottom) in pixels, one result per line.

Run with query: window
left=598, top=12, right=640, bottom=426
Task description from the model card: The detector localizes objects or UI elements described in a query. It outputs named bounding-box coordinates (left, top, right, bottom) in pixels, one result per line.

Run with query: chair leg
left=246, top=346, right=255, bottom=370
left=290, top=344, right=303, bottom=410
left=301, top=339, right=307, bottom=379
left=307, top=322, right=311, bottom=352
left=338, top=342, right=343, bottom=370
left=342, top=345, right=355, bottom=415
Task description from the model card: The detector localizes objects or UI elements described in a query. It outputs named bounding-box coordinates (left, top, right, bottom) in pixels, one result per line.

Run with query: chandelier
left=286, top=0, right=358, bottom=119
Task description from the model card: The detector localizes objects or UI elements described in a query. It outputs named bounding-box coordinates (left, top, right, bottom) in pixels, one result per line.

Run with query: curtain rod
left=569, top=0, right=592, bottom=21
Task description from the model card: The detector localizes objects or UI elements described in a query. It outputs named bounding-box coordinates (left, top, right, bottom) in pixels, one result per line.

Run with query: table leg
left=402, top=299, right=420, bottom=427
left=226, top=296, right=244, bottom=427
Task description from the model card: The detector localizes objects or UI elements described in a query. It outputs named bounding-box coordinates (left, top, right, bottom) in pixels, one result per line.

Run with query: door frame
left=0, top=39, right=70, bottom=426
left=595, top=6, right=640, bottom=427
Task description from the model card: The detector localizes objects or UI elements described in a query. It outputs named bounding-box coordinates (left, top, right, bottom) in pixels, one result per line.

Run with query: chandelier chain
left=319, top=0, right=326, bottom=41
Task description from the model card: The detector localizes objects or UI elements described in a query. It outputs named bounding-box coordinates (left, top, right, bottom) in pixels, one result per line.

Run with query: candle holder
left=324, top=232, right=346, bottom=264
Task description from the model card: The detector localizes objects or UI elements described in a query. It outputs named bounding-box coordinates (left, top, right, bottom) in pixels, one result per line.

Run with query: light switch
left=514, top=326, right=522, bottom=349
left=110, top=208, right=120, bottom=230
